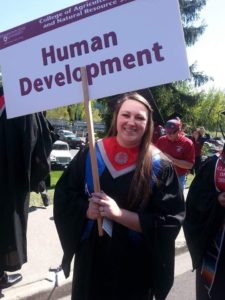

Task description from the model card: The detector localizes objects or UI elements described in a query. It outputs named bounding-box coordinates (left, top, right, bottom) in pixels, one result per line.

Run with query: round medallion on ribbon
left=114, top=152, right=129, bottom=165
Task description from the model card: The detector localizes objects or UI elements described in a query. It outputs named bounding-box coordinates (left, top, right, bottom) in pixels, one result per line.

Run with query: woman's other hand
left=91, top=192, right=122, bottom=220
left=218, top=192, right=225, bottom=207
left=86, top=197, right=101, bottom=220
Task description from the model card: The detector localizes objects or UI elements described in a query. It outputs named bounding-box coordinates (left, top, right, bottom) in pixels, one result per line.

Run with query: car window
left=53, top=144, right=69, bottom=150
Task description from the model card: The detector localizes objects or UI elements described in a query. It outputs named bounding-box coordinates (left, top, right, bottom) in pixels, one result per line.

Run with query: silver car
left=50, top=140, right=72, bottom=169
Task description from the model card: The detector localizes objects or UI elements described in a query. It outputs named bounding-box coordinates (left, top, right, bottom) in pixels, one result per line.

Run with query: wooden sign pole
left=81, top=67, right=104, bottom=236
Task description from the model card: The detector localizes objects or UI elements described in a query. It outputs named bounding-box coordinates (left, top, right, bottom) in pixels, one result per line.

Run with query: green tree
left=47, top=106, right=70, bottom=120
left=47, top=101, right=102, bottom=123
left=180, top=0, right=206, bottom=47
left=68, top=103, right=85, bottom=121
left=189, top=90, right=225, bottom=131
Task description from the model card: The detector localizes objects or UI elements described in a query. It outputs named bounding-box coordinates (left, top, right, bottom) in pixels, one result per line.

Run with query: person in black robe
left=183, top=148, right=225, bottom=300
left=0, top=86, right=53, bottom=289
left=54, top=92, right=185, bottom=300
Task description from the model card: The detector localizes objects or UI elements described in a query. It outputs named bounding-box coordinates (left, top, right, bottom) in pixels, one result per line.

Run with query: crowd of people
left=1, top=88, right=225, bottom=300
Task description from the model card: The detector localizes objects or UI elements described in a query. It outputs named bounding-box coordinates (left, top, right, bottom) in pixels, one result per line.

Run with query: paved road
left=167, top=270, right=195, bottom=300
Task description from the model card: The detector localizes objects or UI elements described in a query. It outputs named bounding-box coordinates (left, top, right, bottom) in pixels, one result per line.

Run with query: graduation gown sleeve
left=139, top=159, right=185, bottom=299
left=54, top=148, right=89, bottom=277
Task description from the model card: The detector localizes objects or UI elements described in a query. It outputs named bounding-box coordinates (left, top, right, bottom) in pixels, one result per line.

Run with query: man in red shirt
left=156, top=119, right=195, bottom=189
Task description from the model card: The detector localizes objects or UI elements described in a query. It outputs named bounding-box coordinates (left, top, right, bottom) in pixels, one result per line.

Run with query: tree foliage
left=151, top=84, right=225, bottom=133
left=46, top=101, right=102, bottom=123
left=188, top=90, right=225, bottom=131
left=180, top=0, right=207, bottom=46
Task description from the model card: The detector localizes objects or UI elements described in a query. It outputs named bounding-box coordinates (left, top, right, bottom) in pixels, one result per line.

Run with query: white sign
left=0, top=0, right=189, bottom=118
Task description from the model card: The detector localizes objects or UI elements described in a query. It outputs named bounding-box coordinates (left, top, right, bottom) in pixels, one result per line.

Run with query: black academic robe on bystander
left=0, top=107, right=52, bottom=273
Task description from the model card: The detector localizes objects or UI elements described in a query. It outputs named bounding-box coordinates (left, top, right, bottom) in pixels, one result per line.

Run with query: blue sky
left=187, top=0, right=225, bottom=91
left=0, top=0, right=224, bottom=91
left=0, top=0, right=80, bottom=29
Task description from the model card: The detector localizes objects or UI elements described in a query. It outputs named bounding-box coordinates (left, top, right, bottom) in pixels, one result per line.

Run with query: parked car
left=57, top=129, right=74, bottom=142
left=65, top=135, right=85, bottom=149
left=50, top=140, right=72, bottom=169
left=58, top=129, right=85, bottom=149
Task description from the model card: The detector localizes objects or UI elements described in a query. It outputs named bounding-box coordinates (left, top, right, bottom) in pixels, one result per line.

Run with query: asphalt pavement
left=0, top=189, right=188, bottom=300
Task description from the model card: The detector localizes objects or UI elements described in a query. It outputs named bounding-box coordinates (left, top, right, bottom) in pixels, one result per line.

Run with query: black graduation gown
left=0, top=110, right=52, bottom=271
left=54, top=144, right=185, bottom=300
left=183, top=155, right=225, bottom=270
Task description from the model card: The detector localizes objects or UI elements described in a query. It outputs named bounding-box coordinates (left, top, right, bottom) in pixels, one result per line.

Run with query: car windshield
left=53, top=144, right=69, bottom=150
left=63, top=131, right=74, bottom=136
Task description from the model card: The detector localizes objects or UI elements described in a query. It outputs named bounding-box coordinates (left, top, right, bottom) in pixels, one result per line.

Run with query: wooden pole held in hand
left=81, top=67, right=104, bottom=236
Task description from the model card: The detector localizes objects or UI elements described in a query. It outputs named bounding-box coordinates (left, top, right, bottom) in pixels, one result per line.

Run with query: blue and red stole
left=201, top=155, right=225, bottom=295
left=0, top=95, right=5, bottom=116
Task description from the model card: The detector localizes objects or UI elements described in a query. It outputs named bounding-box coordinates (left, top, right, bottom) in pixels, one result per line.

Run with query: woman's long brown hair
left=107, top=92, right=154, bottom=210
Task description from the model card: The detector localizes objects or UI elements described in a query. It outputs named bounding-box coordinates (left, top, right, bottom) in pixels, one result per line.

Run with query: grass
left=30, top=170, right=63, bottom=207
left=50, top=170, right=63, bottom=188
left=186, top=173, right=194, bottom=189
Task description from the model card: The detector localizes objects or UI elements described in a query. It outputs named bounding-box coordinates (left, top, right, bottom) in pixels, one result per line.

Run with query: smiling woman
left=54, top=91, right=185, bottom=300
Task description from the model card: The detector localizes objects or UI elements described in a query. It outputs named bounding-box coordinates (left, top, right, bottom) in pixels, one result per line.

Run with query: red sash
left=102, top=136, right=139, bottom=171
left=0, top=95, right=5, bottom=115
left=214, top=157, right=225, bottom=192
left=201, top=156, right=225, bottom=296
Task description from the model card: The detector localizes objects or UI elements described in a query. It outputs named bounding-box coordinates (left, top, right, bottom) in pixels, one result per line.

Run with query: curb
left=20, top=280, right=72, bottom=300
left=1, top=272, right=73, bottom=300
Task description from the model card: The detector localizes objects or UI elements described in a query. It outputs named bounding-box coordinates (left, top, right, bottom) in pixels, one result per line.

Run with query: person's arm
left=156, top=138, right=193, bottom=169
left=217, top=191, right=225, bottom=207
left=164, top=140, right=195, bottom=170
left=139, top=160, right=185, bottom=234
left=138, top=160, right=185, bottom=299
left=167, top=154, right=194, bottom=169
left=115, top=209, right=141, bottom=232
left=183, top=156, right=224, bottom=269
left=54, top=148, right=89, bottom=262
left=91, top=158, right=185, bottom=233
